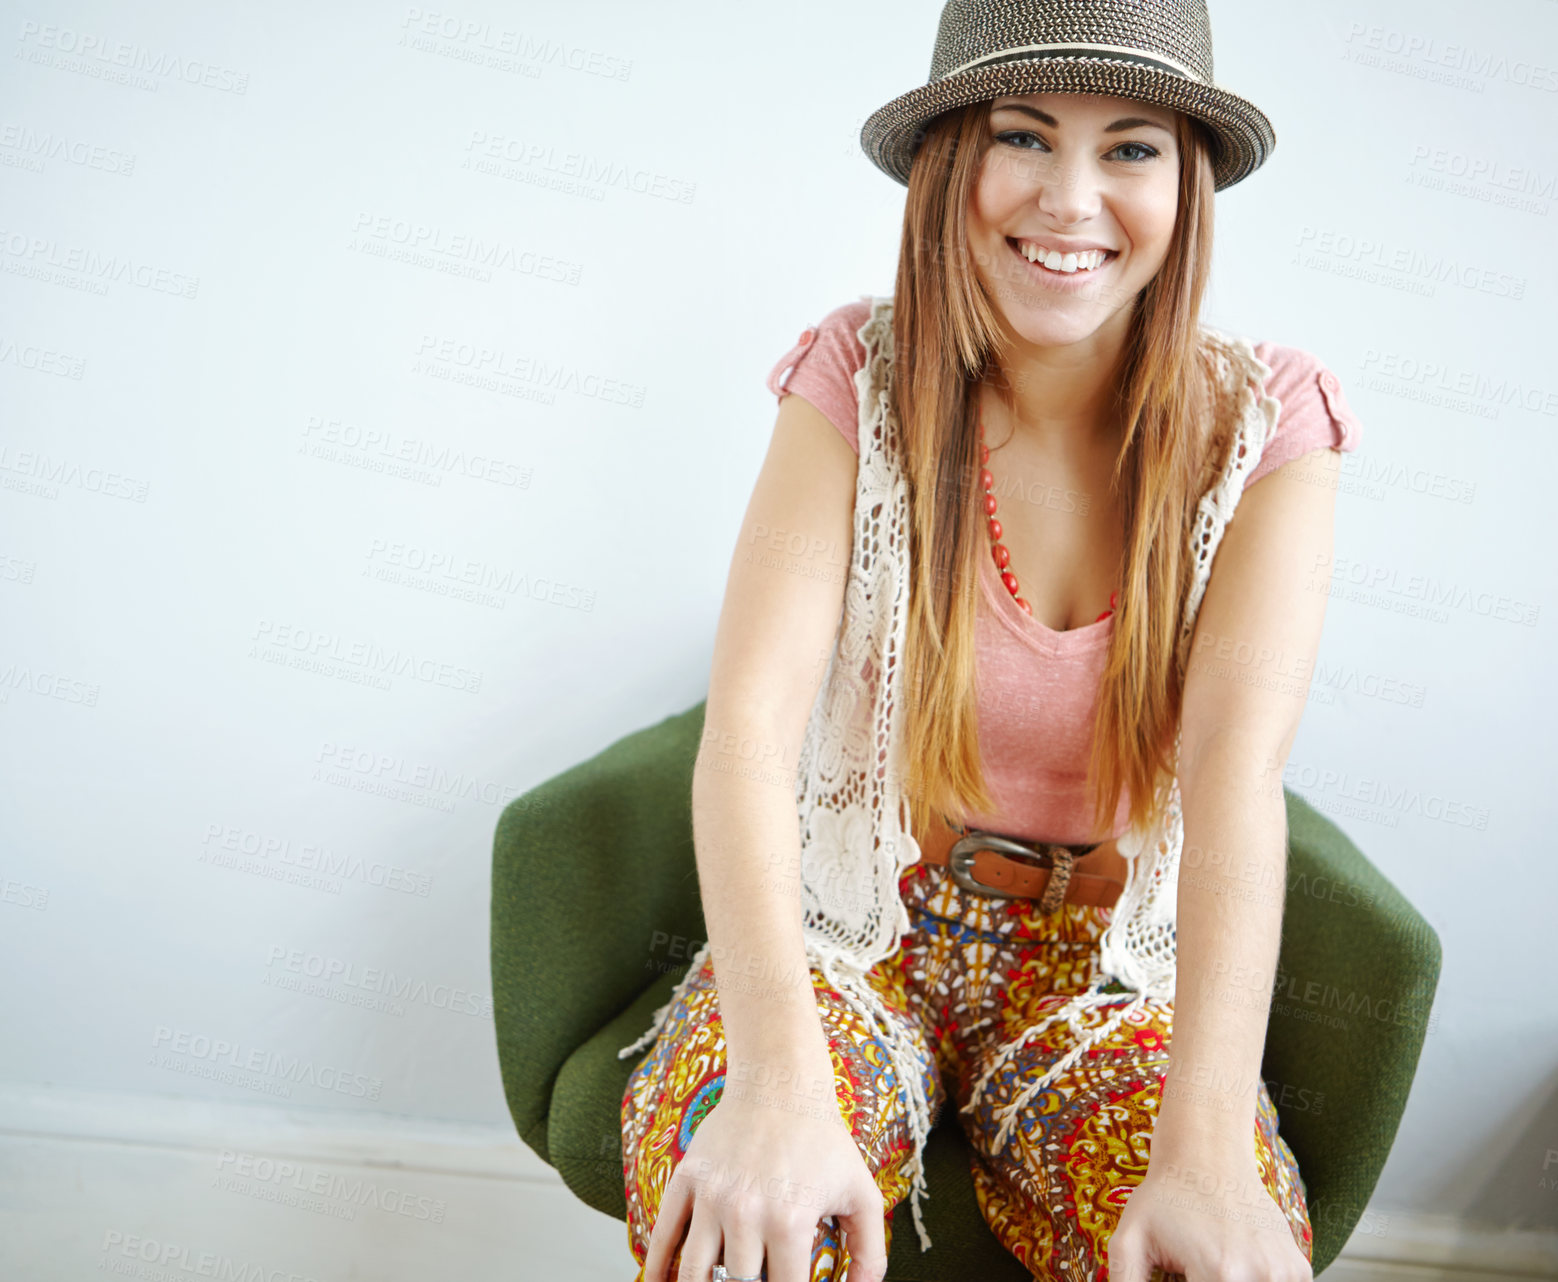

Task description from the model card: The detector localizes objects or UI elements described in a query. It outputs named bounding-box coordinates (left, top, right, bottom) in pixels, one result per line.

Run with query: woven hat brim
left=860, top=58, right=1275, bottom=192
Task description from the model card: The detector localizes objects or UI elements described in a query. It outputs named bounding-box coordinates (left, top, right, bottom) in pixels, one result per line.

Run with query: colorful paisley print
left=621, top=863, right=1313, bottom=1280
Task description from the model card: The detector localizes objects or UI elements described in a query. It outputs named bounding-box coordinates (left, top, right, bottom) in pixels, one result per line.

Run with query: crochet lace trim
left=618, top=297, right=1278, bottom=1254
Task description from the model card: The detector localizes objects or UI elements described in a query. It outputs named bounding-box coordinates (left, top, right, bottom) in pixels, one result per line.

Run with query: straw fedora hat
left=860, top=0, right=1276, bottom=192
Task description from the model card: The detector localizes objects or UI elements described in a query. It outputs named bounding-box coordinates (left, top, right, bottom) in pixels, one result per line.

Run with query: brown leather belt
left=913, top=810, right=1128, bottom=912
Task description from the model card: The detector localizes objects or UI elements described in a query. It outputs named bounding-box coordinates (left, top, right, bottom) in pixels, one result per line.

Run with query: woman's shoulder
left=765, top=296, right=875, bottom=387
left=1245, top=338, right=1363, bottom=486
left=1199, top=327, right=1364, bottom=490
left=764, top=296, right=878, bottom=454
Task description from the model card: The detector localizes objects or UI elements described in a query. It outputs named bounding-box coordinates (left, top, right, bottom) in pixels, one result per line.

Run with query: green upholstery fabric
left=492, top=702, right=1440, bottom=1278
left=491, top=702, right=705, bottom=1172
left=1259, top=798, right=1442, bottom=1265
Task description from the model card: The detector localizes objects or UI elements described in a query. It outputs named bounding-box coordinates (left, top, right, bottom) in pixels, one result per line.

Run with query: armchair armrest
left=491, top=701, right=709, bottom=1166
left=1265, top=788, right=1443, bottom=1273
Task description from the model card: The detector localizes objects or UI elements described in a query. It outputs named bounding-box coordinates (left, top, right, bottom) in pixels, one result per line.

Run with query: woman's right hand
left=641, top=1056, right=889, bottom=1282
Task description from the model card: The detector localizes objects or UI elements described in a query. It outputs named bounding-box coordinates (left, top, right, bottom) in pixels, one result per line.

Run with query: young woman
left=618, top=5, right=1361, bottom=1281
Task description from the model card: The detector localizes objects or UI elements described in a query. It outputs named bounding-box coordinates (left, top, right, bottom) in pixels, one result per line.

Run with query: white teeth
left=1018, top=241, right=1110, bottom=273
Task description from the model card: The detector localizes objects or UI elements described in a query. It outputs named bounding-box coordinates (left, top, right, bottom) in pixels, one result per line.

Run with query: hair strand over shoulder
left=892, top=101, right=1231, bottom=843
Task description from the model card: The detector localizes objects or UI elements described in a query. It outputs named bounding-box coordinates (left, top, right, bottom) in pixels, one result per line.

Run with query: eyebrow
left=991, top=101, right=1174, bottom=136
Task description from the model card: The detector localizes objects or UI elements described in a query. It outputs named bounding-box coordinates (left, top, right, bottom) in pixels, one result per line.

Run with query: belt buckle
left=948, top=829, right=1077, bottom=912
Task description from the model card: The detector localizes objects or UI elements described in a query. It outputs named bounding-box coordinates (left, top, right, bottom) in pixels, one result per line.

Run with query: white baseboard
left=0, top=1080, right=627, bottom=1282
left=0, top=1083, right=1553, bottom=1281
left=0, top=1079, right=552, bottom=1180
left=1320, top=1210, right=1558, bottom=1280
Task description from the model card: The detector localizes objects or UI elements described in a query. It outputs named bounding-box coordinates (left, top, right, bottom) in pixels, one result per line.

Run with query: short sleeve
left=764, top=299, right=871, bottom=455
left=1244, top=342, right=1362, bottom=489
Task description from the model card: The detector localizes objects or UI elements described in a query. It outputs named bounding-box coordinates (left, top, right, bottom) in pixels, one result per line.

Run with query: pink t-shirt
left=766, top=297, right=1363, bottom=845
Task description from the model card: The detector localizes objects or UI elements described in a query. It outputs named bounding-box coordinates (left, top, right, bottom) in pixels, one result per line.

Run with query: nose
left=1033, top=153, right=1104, bottom=227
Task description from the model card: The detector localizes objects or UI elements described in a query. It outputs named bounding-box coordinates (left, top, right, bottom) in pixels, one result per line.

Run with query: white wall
left=1, top=0, right=1555, bottom=1277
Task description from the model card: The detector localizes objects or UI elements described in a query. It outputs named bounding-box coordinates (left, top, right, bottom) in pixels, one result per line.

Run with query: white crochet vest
left=621, top=294, right=1279, bottom=1252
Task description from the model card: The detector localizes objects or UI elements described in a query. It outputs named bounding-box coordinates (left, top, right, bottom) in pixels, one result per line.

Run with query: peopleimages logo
left=199, top=823, right=433, bottom=897
left=99, top=1230, right=314, bottom=1281
left=214, top=1150, right=447, bottom=1223
left=149, top=1026, right=383, bottom=1100
left=263, top=946, right=494, bottom=1019
left=1270, top=966, right=1440, bottom=1036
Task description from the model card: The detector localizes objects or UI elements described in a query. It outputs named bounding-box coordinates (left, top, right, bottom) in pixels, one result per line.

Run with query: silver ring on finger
left=711, top=1267, right=763, bottom=1282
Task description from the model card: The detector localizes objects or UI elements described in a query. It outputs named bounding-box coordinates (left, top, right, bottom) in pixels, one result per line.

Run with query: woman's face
left=966, top=91, right=1182, bottom=350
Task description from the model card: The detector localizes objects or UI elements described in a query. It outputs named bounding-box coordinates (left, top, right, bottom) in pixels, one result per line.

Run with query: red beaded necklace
left=977, top=413, right=1119, bottom=625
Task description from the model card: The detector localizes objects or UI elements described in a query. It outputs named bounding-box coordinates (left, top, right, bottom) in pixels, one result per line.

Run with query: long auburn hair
left=895, top=98, right=1232, bottom=842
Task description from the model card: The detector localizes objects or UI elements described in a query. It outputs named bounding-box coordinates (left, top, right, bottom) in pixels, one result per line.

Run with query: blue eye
left=993, top=131, right=1159, bottom=163
left=995, top=130, right=1044, bottom=150
left=1112, top=140, right=1159, bottom=163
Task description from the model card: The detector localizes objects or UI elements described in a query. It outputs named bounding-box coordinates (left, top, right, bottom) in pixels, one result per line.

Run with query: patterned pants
left=621, top=862, right=1313, bottom=1280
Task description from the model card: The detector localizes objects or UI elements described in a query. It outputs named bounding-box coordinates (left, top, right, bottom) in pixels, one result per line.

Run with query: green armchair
left=492, top=702, right=1441, bottom=1278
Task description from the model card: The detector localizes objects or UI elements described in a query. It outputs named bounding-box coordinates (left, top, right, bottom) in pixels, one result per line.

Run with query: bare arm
left=1108, top=445, right=1341, bottom=1282
left=692, top=389, right=857, bottom=1081
left=1161, top=443, right=1340, bottom=1155
left=644, top=391, right=890, bottom=1282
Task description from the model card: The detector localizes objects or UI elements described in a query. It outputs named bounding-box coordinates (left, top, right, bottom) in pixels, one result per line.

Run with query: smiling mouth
left=1005, top=237, right=1120, bottom=276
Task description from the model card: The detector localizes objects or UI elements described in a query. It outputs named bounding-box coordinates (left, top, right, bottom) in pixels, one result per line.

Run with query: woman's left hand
left=1105, top=1143, right=1313, bottom=1282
